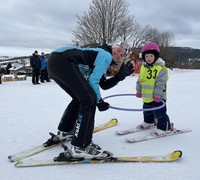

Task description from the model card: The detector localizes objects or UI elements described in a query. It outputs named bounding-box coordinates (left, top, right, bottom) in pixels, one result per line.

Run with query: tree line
left=71, top=0, right=200, bottom=69
left=72, top=0, right=174, bottom=48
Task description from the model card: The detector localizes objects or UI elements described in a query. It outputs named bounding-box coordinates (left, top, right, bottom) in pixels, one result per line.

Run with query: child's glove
left=97, top=99, right=110, bottom=111
left=136, top=92, right=142, bottom=98
left=154, top=96, right=161, bottom=102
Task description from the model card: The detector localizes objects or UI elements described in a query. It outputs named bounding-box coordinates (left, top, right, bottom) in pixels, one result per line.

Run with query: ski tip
left=111, top=118, right=118, bottom=123
left=173, top=150, right=183, bottom=158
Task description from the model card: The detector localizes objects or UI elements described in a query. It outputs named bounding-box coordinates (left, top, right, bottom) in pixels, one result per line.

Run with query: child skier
left=136, top=42, right=171, bottom=136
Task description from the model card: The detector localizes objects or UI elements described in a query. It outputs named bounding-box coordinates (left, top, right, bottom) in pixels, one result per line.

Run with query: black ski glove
left=115, top=61, right=134, bottom=81
left=97, top=99, right=110, bottom=111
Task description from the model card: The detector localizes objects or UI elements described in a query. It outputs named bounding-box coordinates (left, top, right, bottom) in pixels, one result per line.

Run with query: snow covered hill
left=1, top=69, right=200, bottom=180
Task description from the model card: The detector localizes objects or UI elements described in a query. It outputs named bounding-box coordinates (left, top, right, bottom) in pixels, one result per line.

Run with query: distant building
left=1, top=63, right=26, bottom=82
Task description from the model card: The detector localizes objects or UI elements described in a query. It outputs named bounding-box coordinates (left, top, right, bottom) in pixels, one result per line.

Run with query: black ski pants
left=47, top=53, right=97, bottom=147
left=32, top=68, right=40, bottom=84
left=40, top=68, right=50, bottom=82
left=143, top=101, right=171, bottom=131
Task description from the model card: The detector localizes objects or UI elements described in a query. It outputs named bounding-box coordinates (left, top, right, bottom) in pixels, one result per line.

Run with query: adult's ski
left=15, top=150, right=182, bottom=167
left=8, top=118, right=118, bottom=162
left=126, top=128, right=192, bottom=143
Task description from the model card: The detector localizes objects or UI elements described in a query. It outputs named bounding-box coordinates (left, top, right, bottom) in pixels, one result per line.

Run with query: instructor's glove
left=97, top=99, right=110, bottom=111
left=115, top=61, right=134, bottom=81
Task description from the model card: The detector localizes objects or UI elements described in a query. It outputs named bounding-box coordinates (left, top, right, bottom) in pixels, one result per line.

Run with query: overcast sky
left=0, top=0, right=200, bottom=56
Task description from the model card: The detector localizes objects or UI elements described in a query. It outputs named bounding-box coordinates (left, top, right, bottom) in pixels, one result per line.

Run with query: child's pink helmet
left=141, top=42, right=160, bottom=65
left=141, top=42, right=160, bottom=53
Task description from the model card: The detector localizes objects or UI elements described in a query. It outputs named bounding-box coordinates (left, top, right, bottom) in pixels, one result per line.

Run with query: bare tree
left=130, top=24, right=152, bottom=48
left=144, top=27, right=160, bottom=44
left=116, top=14, right=135, bottom=42
left=143, top=27, right=174, bottom=47
left=72, top=0, right=175, bottom=48
left=73, top=0, right=134, bottom=45
left=127, top=24, right=174, bottom=48
left=159, top=31, right=175, bottom=47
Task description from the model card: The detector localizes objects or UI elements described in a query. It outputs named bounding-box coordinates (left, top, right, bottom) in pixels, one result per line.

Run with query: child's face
left=145, top=53, right=155, bottom=64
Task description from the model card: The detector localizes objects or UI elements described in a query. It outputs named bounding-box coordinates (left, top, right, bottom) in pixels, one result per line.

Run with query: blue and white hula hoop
left=103, top=94, right=165, bottom=112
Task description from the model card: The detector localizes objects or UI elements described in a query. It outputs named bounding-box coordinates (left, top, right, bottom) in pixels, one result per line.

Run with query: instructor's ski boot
left=43, top=129, right=74, bottom=147
left=54, top=143, right=113, bottom=162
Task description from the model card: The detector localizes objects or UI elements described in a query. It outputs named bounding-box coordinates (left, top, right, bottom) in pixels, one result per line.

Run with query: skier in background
left=0, top=65, right=3, bottom=84
left=135, top=42, right=171, bottom=136
left=30, top=50, right=41, bottom=85
left=45, top=42, right=134, bottom=160
left=39, top=52, right=50, bottom=83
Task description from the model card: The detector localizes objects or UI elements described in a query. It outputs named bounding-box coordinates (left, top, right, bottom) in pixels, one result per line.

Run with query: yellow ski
left=8, top=118, right=118, bottom=162
left=15, top=150, right=182, bottom=167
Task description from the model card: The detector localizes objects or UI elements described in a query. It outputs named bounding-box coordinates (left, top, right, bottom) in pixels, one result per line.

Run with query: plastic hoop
left=103, top=94, right=166, bottom=112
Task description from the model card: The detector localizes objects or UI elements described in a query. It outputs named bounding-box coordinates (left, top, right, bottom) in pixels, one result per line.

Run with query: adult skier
left=46, top=42, right=134, bottom=160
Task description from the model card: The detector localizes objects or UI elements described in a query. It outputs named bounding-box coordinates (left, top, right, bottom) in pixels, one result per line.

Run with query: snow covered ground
left=1, top=69, right=200, bottom=180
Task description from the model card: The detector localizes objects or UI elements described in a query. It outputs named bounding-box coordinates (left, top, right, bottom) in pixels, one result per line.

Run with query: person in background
left=0, top=65, right=3, bottom=84
left=135, top=42, right=171, bottom=136
left=30, top=50, right=41, bottom=85
left=45, top=42, right=134, bottom=160
left=6, top=62, right=12, bottom=74
left=39, top=52, right=50, bottom=83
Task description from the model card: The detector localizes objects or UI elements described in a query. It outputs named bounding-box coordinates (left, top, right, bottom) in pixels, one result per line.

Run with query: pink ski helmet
left=142, top=42, right=160, bottom=53
left=141, top=42, right=160, bottom=64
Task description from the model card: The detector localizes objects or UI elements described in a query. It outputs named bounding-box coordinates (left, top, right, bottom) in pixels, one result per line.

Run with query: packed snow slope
left=1, top=69, right=200, bottom=180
